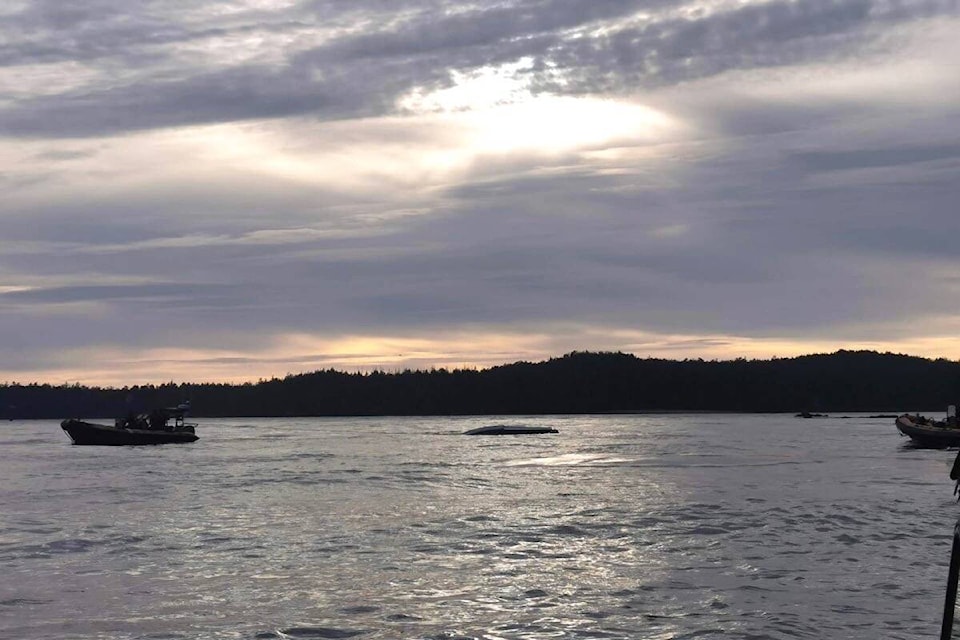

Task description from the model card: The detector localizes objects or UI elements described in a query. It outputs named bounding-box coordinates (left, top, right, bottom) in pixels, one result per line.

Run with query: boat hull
left=895, top=414, right=960, bottom=448
left=61, top=419, right=198, bottom=445
left=464, top=425, right=559, bottom=435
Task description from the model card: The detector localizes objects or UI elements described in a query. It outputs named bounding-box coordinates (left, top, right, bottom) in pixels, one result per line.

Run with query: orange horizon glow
left=5, top=329, right=960, bottom=388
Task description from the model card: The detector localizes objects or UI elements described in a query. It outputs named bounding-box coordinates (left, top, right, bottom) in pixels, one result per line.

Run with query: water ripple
left=1, top=415, right=954, bottom=639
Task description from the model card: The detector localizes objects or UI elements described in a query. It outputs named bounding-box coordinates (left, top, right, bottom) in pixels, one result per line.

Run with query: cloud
left=1, top=0, right=956, bottom=138
left=0, top=282, right=233, bottom=305
left=0, top=1, right=958, bottom=384
left=790, top=144, right=960, bottom=172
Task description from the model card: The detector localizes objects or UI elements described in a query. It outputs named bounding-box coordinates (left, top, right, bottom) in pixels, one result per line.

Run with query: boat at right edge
left=896, top=406, right=960, bottom=448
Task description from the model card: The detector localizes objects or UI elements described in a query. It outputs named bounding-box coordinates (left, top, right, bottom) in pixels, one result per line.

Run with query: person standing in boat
left=146, top=407, right=169, bottom=430
left=122, top=392, right=145, bottom=429
left=117, top=391, right=139, bottom=429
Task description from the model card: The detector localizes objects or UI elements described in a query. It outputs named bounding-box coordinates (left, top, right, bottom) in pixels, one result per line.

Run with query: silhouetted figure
left=116, top=392, right=150, bottom=429
left=147, top=408, right=169, bottom=430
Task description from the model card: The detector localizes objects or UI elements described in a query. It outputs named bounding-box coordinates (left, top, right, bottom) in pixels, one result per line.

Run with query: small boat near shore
left=464, top=425, right=559, bottom=435
left=895, top=412, right=960, bottom=448
left=61, top=403, right=198, bottom=445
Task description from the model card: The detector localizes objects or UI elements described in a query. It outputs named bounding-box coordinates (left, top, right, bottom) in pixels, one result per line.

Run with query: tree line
left=1, top=349, right=958, bottom=419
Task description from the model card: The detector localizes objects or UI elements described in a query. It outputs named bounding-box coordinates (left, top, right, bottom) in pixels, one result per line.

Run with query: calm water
left=1, top=414, right=958, bottom=639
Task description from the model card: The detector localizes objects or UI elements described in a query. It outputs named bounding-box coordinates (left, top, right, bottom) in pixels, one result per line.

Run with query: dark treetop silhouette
left=2, top=350, right=957, bottom=419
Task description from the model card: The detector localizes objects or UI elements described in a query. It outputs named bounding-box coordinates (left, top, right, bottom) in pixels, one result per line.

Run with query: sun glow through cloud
left=128, top=94, right=686, bottom=199
left=464, top=97, right=682, bottom=154
left=399, top=61, right=685, bottom=156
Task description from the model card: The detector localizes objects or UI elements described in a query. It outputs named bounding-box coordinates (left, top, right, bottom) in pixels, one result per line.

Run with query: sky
left=1, top=0, right=959, bottom=386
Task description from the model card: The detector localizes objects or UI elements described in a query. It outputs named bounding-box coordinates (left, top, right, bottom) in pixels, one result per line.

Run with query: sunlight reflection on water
left=503, top=453, right=634, bottom=466
left=0, top=414, right=955, bottom=639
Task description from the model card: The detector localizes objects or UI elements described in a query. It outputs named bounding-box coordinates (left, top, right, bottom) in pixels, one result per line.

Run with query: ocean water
left=1, top=414, right=958, bottom=639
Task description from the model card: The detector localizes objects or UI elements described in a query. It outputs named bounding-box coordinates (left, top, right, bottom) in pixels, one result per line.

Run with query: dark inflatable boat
left=61, top=404, right=198, bottom=445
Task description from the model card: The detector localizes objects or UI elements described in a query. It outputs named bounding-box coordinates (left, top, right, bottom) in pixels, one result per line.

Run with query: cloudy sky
left=1, top=0, right=958, bottom=386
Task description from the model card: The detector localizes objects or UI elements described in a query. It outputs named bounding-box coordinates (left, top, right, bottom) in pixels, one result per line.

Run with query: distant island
left=1, top=350, right=956, bottom=419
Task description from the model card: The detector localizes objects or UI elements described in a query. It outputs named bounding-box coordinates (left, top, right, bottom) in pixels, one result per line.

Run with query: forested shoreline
left=2, top=350, right=958, bottom=419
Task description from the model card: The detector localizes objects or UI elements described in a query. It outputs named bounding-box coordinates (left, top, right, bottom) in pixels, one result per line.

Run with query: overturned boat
left=896, top=412, right=960, bottom=448
left=61, top=403, right=198, bottom=445
left=464, top=424, right=559, bottom=436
